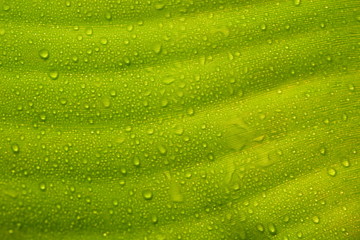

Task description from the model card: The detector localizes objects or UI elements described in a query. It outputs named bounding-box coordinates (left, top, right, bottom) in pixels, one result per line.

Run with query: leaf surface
left=0, top=0, right=359, bottom=239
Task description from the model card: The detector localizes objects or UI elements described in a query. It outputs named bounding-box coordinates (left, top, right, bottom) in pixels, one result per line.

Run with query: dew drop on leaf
left=39, top=49, right=49, bottom=60
left=342, top=160, right=350, bottom=167
left=142, top=190, right=153, bottom=200
left=133, top=157, right=140, bottom=167
left=48, top=70, right=59, bottom=80
left=268, top=223, right=277, bottom=235
left=256, top=223, right=264, bottom=232
left=327, top=168, right=337, bottom=176
left=39, top=183, right=46, bottom=191
left=312, top=216, right=320, bottom=224
left=294, top=0, right=301, bottom=6
left=11, top=143, right=20, bottom=153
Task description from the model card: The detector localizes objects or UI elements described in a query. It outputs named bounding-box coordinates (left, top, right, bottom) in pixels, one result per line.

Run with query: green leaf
left=0, top=0, right=359, bottom=239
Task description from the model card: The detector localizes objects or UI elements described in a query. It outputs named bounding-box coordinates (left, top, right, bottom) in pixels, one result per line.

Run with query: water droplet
left=142, top=190, right=153, bottom=200
left=39, top=183, right=46, bottom=191
left=348, top=84, right=355, bottom=91
left=312, top=216, right=320, bottom=224
left=186, top=107, right=194, bottom=116
left=60, top=98, right=67, bottom=105
left=110, top=90, right=117, bottom=97
left=158, top=145, right=167, bottom=155
left=133, top=157, right=140, bottom=167
left=256, top=223, right=264, bottom=232
left=39, top=49, right=49, bottom=60
left=207, top=153, right=215, bottom=161
left=48, top=70, right=59, bottom=80
left=268, top=223, right=277, bottom=235
left=294, top=0, right=301, bottom=6
left=327, top=168, right=336, bottom=177
left=102, top=97, right=111, bottom=108
left=155, top=3, right=165, bottom=10
left=260, top=24, right=267, bottom=30
left=85, top=28, right=93, bottom=36
left=342, top=160, right=350, bottom=167
left=174, top=127, right=184, bottom=135
left=163, top=77, right=175, bottom=85
left=113, top=200, right=119, bottom=206
left=100, top=38, right=108, bottom=45
left=11, top=143, right=20, bottom=153
left=283, top=216, right=290, bottom=223
left=169, top=181, right=184, bottom=202
left=320, top=147, right=326, bottom=155
left=105, top=12, right=112, bottom=20
left=151, top=215, right=158, bottom=224
left=153, top=43, right=162, bottom=54
left=119, top=179, right=126, bottom=186
left=39, top=113, right=46, bottom=121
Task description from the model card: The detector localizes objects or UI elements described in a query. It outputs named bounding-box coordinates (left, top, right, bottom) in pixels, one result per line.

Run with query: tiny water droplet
left=320, top=147, right=326, bottom=155
left=119, top=179, right=126, bottom=186
left=85, top=28, right=93, bottom=36
left=60, top=98, right=67, bottom=105
left=327, top=168, right=336, bottom=177
left=100, top=38, right=108, bottom=45
left=110, top=90, right=117, bottom=97
left=312, top=216, right=320, bottom=224
left=151, top=215, right=158, bottom=223
left=48, top=70, right=59, bottom=80
left=153, top=43, right=162, bottom=54
left=39, top=49, right=49, bottom=60
left=342, top=160, right=350, bottom=167
left=102, top=97, right=111, bottom=108
left=158, top=145, right=167, bottom=155
left=294, top=0, right=301, bottom=6
left=11, top=143, right=20, bottom=153
left=39, top=183, right=46, bottom=191
left=155, top=3, right=165, bottom=10
left=268, top=223, right=277, bottom=235
left=348, top=84, right=355, bottom=91
left=142, top=190, right=153, bottom=200
left=39, top=113, right=46, bottom=121
left=163, top=77, right=175, bottom=85
left=133, top=157, right=140, bottom=167
left=256, top=223, right=264, bottom=232
left=186, top=107, right=194, bottom=116
left=105, top=12, right=112, bottom=20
